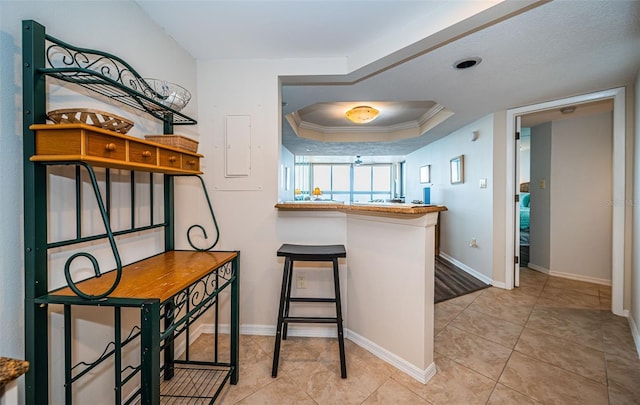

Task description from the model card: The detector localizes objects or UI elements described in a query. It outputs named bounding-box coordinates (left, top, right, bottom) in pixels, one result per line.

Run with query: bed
left=519, top=182, right=530, bottom=246
left=519, top=183, right=531, bottom=266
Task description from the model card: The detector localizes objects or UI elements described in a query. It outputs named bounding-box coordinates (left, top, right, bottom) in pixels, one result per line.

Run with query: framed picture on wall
left=450, top=155, right=464, bottom=184
left=420, top=165, right=431, bottom=183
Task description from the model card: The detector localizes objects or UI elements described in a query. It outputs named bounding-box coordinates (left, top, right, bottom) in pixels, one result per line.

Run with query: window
left=372, top=165, right=391, bottom=201
left=353, top=165, right=371, bottom=202
left=313, top=164, right=332, bottom=193
left=294, top=163, right=310, bottom=199
left=331, top=165, right=351, bottom=202
left=295, top=161, right=393, bottom=202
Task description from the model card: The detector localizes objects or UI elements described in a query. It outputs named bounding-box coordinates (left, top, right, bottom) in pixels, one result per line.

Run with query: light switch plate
left=479, top=178, right=487, bottom=188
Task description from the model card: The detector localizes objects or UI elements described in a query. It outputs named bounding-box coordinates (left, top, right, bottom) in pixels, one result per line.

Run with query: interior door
left=514, top=115, right=522, bottom=287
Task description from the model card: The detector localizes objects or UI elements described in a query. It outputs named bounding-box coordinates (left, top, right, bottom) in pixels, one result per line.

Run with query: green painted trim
left=140, top=301, right=161, bottom=404
left=22, top=19, right=49, bottom=405
left=231, top=253, right=240, bottom=384
left=164, top=175, right=175, bottom=250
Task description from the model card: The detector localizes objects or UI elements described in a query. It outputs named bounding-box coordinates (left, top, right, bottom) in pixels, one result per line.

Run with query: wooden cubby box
left=30, top=123, right=202, bottom=174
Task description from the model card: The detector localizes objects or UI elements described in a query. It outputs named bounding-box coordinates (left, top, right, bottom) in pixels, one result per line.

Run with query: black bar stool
left=272, top=243, right=347, bottom=378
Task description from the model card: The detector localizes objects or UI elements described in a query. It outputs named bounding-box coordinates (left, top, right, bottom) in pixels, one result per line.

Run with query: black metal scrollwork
left=216, top=261, right=235, bottom=281
left=42, top=34, right=196, bottom=125
left=181, top=175, right=221, bottom=251
left=63, top=163, right=123, bottom=300
left=160, top=262, right=234, bottom=338
left=71, top=326, right=140, bottom=377
left=46, top=42, right=139, bottom=89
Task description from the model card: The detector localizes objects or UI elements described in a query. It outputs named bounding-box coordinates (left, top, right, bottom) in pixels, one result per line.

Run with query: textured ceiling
left=137, top=0, right=640, bottom=157
left=136, top=0, right=503, bottom=60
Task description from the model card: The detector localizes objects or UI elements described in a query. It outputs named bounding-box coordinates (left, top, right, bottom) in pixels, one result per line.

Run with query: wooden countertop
left=275, top=201, right=447, bottom=215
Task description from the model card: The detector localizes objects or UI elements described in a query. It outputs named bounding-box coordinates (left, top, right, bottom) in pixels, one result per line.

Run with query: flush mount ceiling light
left=453, top=57, right=482, bottom=70
left=560, top=106, right=576, bottom=114
left=345, top=106, right=380, bottom=124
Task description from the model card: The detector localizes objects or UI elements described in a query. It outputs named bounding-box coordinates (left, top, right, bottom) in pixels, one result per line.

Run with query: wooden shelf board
left=30, top=155, right=203, bottom=174
left=50, top=250, right=237, bottom=303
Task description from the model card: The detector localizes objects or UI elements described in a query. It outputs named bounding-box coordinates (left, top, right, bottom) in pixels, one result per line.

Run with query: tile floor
left=191, top=268, right=640, bottom=404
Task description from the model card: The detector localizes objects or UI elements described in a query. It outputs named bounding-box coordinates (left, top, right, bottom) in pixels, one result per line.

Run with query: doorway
left=518, top=128, right=531, bottom=269
left=505, top=87, right=626, bottom=316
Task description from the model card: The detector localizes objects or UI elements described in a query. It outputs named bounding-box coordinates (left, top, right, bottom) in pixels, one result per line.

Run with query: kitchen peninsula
left=275, top=201, right=445, bottom=215
left=275, top=201, right=447, bottom=383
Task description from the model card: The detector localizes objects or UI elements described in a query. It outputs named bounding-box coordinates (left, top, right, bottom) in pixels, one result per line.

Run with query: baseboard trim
left=525, top=264, right=611, bottom=286
left=526, top=263, right=549, bottom=274
left=438, top=253, right=493, bottom=285
left=346, top=329, right=437, bottom=384
left=209, top=323, right=339, bottom=338
left=626, top=314, right=640, bottom=358
left=547, top=270, right=611, bottom=286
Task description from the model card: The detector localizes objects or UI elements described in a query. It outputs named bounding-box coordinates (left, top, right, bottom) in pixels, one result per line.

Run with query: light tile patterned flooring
left=193, top=268, right=640, bottom=404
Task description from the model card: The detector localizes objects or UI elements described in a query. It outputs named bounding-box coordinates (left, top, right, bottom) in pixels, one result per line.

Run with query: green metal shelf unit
left=22, top=20, right=239, bottom=405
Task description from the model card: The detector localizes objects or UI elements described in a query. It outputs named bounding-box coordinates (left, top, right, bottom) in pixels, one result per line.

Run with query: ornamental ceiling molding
left=285, top=102, right=453, bottom=143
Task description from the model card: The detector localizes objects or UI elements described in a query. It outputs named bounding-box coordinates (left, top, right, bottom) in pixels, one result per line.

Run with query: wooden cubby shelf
left=30, top=124, right=203, bottom=174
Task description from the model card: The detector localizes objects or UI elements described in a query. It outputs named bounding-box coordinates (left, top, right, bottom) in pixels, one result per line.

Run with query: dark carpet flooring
left=435, top=256, right=490, bottom=303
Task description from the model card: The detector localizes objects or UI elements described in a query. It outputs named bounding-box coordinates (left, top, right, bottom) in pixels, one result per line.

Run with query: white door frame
left=505, top=87, right=626, bottom=316
left=514, top=115, right=521, bottom=288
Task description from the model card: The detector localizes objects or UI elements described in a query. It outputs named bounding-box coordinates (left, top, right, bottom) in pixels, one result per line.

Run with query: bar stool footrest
left=289, top=297, right=336, bottom=303
left=284, top=317, right=338, bottom=323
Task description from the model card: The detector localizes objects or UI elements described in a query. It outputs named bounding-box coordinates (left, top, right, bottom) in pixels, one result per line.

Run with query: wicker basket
left=144, top=134, right=198, bottom=153
left=47, top=108, right=134, bottom=134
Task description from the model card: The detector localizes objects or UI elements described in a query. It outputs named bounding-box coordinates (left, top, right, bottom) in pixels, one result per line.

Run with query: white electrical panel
left=225, top=115, right=251, bottom=177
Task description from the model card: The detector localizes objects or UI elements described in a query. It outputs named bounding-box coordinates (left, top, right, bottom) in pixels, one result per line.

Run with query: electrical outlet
left=296, top=273, right=307, bottom=289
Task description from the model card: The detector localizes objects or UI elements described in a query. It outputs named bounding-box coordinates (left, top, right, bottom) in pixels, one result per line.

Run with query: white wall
left=491, top=111, right=508, bottom=287
left=520, top=127, right=531, bottom=184
left=405, top=115, right=495, bottom=281
left=630, top=68, right=640, bottom=351
left=550, top=112, right=613, bottom=282
left=0, top=2, right=198, bottom=403
left=529, top=122, right=552, bottom=270
left=528, top=113, right=613, bottom=283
